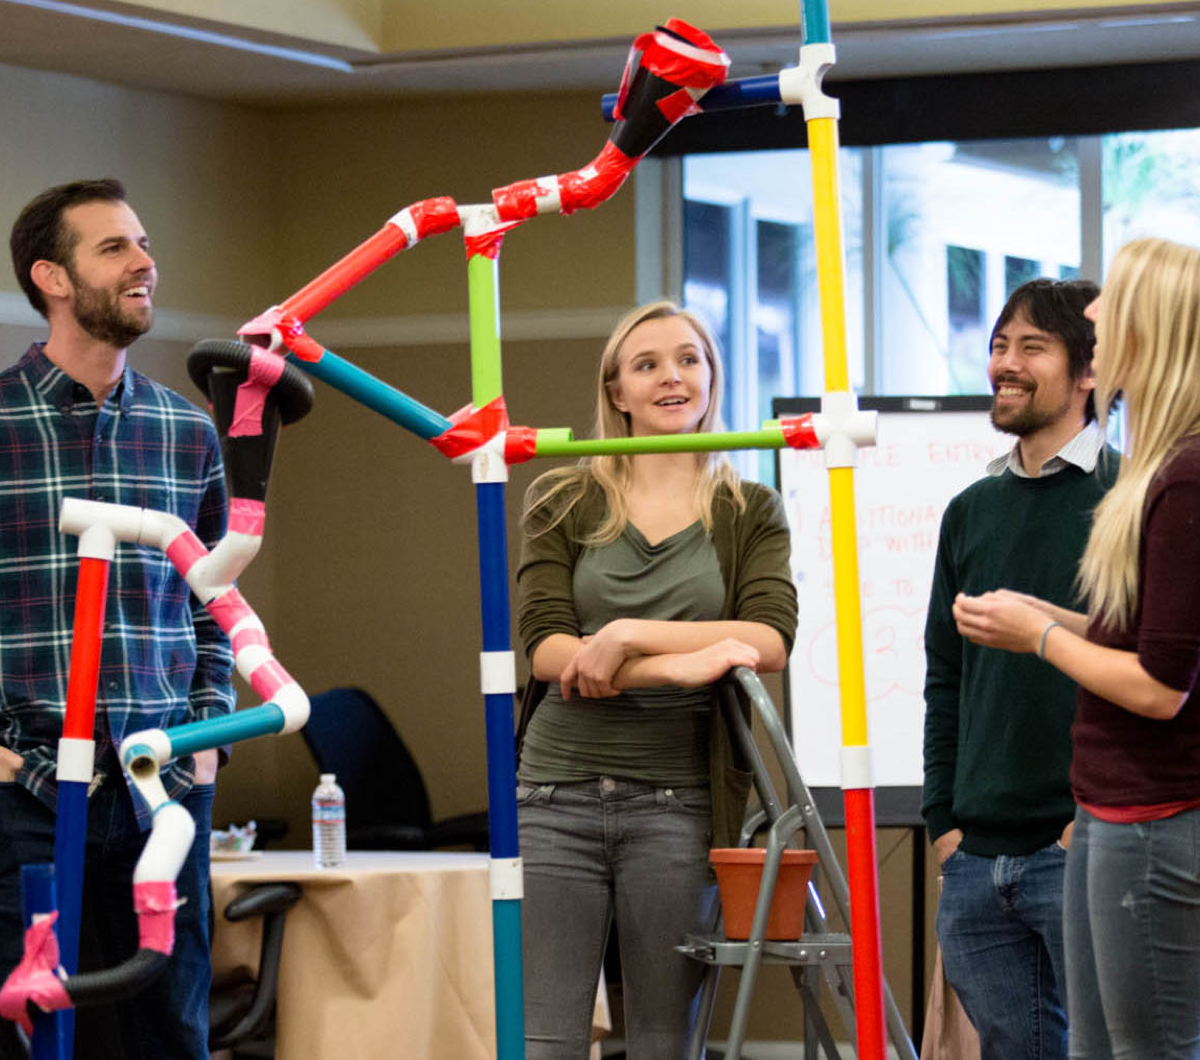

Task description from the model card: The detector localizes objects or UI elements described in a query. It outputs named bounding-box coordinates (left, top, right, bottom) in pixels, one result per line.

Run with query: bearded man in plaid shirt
left=0, top=179, right=235, bottom=1059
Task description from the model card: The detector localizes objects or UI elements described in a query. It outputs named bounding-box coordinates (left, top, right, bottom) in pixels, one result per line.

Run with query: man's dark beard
left=990, top=387, right=1070, bottom=438
left=65, top=264, right=151, bottom=349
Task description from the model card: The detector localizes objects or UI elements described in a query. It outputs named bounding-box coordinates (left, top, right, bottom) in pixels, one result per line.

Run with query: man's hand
left=1058, top=820, right=1074, bottom=849
left=933, top=827, right=963, bottom=867
left=0, top=746, right=24, bottom=782
left=193, top=748, right=219, bottom=785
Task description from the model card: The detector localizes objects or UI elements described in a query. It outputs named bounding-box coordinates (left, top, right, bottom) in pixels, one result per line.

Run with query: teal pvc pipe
left=285, top=350, right=453, bottom=440
left=801, top=0, right=832, bottom=44
left=492, top=899, right=525, bottom=1060
left=162, top=705, right=287, bottom=760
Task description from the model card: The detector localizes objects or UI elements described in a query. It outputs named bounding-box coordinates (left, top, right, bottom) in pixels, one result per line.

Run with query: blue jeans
left=0, top=776, right=214, bottom=1060
left=936, top=842, right=1068, bottom=1060
left=1065, top=806, right=1200, bottom=1060
left=518, top=776, right=717, bottom=1060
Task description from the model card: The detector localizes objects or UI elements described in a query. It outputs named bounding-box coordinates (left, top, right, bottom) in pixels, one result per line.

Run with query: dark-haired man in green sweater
left=922, top=278, right=1119, bottom=1060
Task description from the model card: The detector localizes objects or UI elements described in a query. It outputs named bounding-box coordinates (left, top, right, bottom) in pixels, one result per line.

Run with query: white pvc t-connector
left=777, top=43, right=840, bottom=120
left=820, top=392, right=878, bottom=468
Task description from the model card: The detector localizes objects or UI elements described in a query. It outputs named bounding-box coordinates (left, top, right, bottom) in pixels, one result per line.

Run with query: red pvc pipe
left=843, top=786, right=887, bottom=1060
left=62, top=557, right=110, bottom=740
left=280, top=225, right=410, bottom=324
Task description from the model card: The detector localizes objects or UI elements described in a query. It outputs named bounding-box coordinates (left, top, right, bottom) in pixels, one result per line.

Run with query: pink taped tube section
left=133, top=881, right=179, bottom=956
left=228, top=497, right=267, bottom=537
left=782, top=413, right=821, bottom=449
left=165, top=528, right=208, bottom=578
left=0, top=914, right=71, bottom=1033
left=228, top=350, right=286, bottom=438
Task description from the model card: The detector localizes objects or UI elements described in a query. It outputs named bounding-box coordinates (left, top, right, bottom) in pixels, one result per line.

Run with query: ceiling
left=1, top=1, right=1199, bottom=106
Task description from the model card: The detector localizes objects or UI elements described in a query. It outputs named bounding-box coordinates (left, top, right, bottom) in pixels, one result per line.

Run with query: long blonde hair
left=524, top=300, right=743, bottom=544
left=1079, top=237, right=1200, bottom=629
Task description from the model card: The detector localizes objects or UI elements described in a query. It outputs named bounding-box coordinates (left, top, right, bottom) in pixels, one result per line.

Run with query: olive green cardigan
left=515, top=477, right=798, bottom=848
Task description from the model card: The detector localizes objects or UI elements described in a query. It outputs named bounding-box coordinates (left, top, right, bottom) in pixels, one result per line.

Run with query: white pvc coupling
left=777, top=42, right=840, bottom=120
left=819, top=391, right=879, bottom=469
left=120, top=728, right=173, bottom=775
left=132, top=801, right=196, bottom=884
left=191, top=532, right=261, bottom=593
left=274, top=683, right=310, bottom=735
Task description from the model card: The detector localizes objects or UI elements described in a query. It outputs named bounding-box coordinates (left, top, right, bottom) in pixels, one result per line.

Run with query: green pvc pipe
left=535, top=427, right=789, bottom=457
left=468, top=254, right=504, bottom=407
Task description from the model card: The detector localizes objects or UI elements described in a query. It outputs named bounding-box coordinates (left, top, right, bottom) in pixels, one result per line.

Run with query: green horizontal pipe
left=535, top=427, right=788, bottom=457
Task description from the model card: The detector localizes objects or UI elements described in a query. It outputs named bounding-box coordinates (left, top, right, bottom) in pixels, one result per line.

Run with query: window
left=671, top=127, right=1199, bottom=478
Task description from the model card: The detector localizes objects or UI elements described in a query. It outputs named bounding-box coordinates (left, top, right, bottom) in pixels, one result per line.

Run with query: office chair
left=300, top=687, right=490, bottom=852
left=209, top=882, right=302, bottom=1054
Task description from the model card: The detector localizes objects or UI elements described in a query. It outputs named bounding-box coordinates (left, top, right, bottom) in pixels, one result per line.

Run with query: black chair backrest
left=300, top=687, right=432, bottom=832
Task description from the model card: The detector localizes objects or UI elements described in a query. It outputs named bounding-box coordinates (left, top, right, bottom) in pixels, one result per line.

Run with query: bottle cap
left=319, top=773, right=336, bottom=784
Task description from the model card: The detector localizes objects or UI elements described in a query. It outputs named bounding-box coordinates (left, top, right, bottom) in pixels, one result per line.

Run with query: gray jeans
left=1065, top=805, right=1200, bottom=1059
left=518, top=776, right=716, bottom=1060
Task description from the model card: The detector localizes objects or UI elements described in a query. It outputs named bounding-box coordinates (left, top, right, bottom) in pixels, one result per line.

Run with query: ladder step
left=677, top=932, right=854, bottom=967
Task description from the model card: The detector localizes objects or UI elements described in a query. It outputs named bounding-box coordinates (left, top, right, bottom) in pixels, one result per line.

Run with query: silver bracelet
left=1038, top=620, right=1062, bottom=660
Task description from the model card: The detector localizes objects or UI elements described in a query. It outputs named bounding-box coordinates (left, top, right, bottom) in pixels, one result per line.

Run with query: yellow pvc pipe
left=808, top=118, right=850, bottom=394
left=828, top=467, right=868, bottom=745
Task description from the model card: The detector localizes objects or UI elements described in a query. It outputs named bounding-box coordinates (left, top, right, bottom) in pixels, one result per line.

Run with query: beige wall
left=0, top=56, right=937, bottom=1045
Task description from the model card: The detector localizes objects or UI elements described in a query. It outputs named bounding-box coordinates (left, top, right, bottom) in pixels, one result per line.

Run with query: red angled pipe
left=63, top=557, right=110, bottom=741
left=281, top=225, right=411, bottom=324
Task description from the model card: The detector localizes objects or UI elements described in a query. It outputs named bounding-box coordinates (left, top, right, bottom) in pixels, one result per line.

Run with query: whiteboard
left=773, top=396, right=1008, bottom=793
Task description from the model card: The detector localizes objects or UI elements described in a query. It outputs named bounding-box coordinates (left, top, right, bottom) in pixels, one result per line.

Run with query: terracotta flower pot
left=709, top=847, right=818, bottom=940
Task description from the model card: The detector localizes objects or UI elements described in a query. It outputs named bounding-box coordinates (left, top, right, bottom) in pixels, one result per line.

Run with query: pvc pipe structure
left=2, top=362, right=310, bottom=1045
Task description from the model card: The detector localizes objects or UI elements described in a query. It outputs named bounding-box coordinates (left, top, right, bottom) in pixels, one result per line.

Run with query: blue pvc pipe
left=601, top=73, right=782, bottom=122
left=21, top=864, right=69, bottom=1060
left=492, top=899, right=525, bottom=1060
left=474, top=481, right=524, bottom=1060
left=161, top=704, right=288, bottom=761
left=285, top=350, right=453, bottom=440
left=51, top=778, right=88, bottom=1054
left=475, top=483, right=518, bottom=861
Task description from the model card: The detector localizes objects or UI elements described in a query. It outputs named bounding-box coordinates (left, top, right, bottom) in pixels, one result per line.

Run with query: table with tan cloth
left=210, top=850, right=498, bottom=1060
left=210, top=850, right=611, bottom=1060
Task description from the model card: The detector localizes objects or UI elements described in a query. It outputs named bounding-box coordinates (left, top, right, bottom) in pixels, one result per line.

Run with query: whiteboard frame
left=772, top=394, right=997, bottom=825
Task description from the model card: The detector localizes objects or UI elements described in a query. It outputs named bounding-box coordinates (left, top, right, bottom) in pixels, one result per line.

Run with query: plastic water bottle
left=312, top=773, right=346, bottom=869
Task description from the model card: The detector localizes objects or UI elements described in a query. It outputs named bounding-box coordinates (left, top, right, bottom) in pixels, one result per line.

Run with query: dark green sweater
left=921, top=457, right=1118, bottom=856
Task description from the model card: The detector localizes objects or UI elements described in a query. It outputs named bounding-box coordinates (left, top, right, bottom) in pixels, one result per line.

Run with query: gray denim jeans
left=1065, top=805, right=1200, bottom=1060
left=518, top=776, right=717, bottom=1060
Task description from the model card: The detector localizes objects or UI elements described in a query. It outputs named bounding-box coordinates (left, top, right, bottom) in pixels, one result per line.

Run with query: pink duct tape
left=782, top=413, right=821, bottom=449
left=206, top=588, right=257, bottom=637
left=0, top=914, right=70, bottom=1033
left=639, top=19, right=729, bottom=88
left=430, top=396, right=510, bottom=458
left=657, top=87, right=704, bottom=124
left=557, top=141, right=638, bottom=215
left=238, top=305, right=284, bottom=345
left=231, top=625, right=271, bottom=655
left=279, top=322, right=325, bottom=363
left=464, top=219, right=525, bottom=259
left=165, top=529, right=208, bottom=580
left=229, top=497, right=266, bottom=537
left=228, top=349, right=287, bottom=438
left=504, top=426, right=538, bottom=465
left=409, top=196, right=462, bottom=240
left=133, top=880, right=179, bottom=956
left=248, top=657, right=293, bottom=702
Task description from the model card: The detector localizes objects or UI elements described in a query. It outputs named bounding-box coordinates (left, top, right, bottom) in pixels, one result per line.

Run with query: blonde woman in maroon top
left=952, top=238, right=1200, bottom=1060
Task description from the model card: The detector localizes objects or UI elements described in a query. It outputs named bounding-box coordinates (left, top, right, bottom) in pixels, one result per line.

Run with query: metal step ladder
left=679, top=667, right=919, bottom=1060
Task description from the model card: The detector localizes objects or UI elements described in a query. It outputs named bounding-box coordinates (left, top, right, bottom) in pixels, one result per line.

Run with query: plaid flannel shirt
left=0, top=343, right=235, bottom=818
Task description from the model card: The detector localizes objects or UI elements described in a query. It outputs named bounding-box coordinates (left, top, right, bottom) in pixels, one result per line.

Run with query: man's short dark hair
left=991, top=277, right=1102, bottom=423
left=10, top=178, right=128, bottom=319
